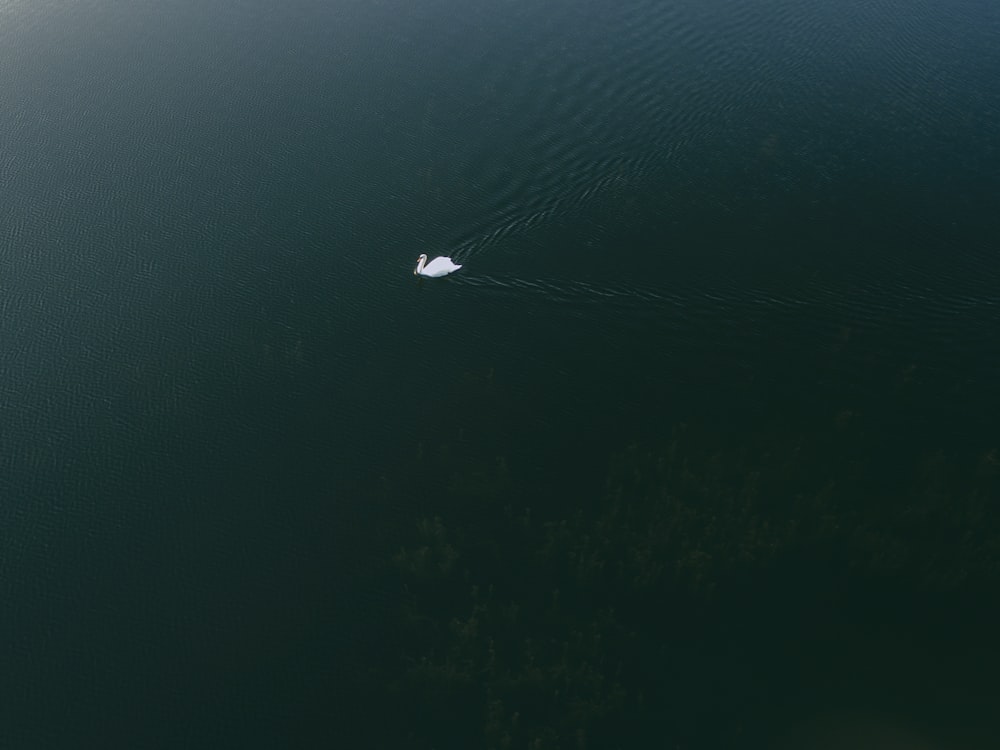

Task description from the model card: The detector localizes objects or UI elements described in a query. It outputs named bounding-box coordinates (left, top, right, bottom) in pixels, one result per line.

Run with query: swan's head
left=414, top=253, right=428, bottom=275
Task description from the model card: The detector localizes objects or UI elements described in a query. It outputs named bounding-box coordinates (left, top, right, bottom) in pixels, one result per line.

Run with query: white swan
left=414, top=254, right=462, bottom=278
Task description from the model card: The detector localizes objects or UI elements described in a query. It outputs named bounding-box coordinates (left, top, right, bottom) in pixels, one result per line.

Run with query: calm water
left=2, top=0, right=999, bottom=746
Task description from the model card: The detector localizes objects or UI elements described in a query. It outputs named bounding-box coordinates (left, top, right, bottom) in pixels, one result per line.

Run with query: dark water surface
left=2, top=0, right=999, bottom=746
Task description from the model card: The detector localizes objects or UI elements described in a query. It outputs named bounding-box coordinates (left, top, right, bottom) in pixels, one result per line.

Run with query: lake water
left=2, top=0, right=999, bottom=747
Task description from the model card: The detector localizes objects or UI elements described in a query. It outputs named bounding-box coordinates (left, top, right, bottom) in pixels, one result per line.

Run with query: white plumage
left=414, top=254, right=462, bottom=278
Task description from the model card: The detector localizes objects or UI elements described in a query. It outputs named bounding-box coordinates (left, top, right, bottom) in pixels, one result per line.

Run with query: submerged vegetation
left=353, top=371, right=999, bottom=749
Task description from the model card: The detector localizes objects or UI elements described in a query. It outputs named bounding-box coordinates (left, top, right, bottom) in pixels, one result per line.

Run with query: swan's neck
left=416, top=257, right=426, bottom=274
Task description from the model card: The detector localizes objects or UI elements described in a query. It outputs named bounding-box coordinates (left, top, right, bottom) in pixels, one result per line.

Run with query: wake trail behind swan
left=446, top=158, right=651, bottom=264
left=449, top=271, right=1000, bottom=323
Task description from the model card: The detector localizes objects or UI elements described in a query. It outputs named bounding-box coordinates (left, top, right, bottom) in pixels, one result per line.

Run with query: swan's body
left=414, top=254, right=462, bottom=278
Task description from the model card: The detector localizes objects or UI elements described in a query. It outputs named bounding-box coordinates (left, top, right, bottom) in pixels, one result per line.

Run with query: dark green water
left=2, top=0, right=999, bottom=747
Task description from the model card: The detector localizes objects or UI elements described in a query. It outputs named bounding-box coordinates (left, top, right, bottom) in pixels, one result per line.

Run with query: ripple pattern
left=2, top=0, right=999, bottom=745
